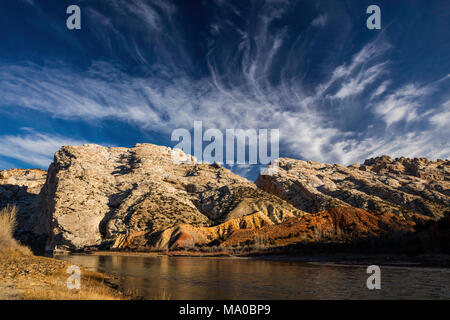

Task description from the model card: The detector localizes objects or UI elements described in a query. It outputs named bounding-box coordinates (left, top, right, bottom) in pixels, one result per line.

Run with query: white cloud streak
left=429, top=100, right=450, bottom=128
left=331, top=62, right=387, bottom=99
left=0, top=130, right=89, bottom=168
left=0, top=0, right=448, bottom=169
left=373, top=84, right=434, bottom=126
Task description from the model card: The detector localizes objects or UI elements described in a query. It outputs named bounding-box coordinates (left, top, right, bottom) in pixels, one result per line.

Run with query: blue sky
left=0, top=0, right=449, bottom=180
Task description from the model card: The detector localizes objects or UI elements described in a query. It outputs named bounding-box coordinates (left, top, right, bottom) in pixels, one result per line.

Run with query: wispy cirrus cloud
left=371, top=80, right=391, bottom=99
left=329, top=129, right=450, bottom=166
left=0, top=0, right=448, bottom=172
left=429, top=100, right=450, bottom=128
left=372, top=84, right=434, bottom=126
left=0, top=129, right=89, bottom=168
left=331, top=62, right=387, bottom=99
left=316, top=41, right=391, bottom=98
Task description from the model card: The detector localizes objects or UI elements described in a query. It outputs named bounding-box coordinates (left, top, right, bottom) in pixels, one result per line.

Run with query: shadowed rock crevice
left=98, top=184, right=136, bottom=239
left=0, top=169, right=47, bottom=253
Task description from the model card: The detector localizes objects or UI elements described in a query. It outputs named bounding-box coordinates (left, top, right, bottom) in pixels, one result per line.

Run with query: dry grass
left=19, top=271, right=127, bottom=300
left=156, top=291, right=172, bottom=300
left=0, top=205, right=32, bottom=255
left=0, top=205, right=127, bottom=300
left=0, top=250, right=128, bottom=300
left=0, top=204, right=17, bottom=240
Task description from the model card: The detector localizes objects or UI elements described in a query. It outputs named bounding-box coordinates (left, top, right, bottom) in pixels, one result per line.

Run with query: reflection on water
left=54, top=254, right=450, bottom=300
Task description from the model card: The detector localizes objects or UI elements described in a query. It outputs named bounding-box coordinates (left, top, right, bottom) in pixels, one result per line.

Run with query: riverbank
left=84, top=250, right=233, bottom=258
left=0, top=205, right=129, bottom=300
left=77, top=249, right=450, bottom=268
left=0, top=248, right=130, bottom=300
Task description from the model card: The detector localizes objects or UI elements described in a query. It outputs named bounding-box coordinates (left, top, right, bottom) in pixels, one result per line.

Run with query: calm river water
left=54, top=254, right=450, bottom=300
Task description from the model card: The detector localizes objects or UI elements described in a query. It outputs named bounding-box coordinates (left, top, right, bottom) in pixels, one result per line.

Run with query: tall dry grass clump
left=0, top=205, right=31, bottom=255
left=0, top=205, right=17, bottom=241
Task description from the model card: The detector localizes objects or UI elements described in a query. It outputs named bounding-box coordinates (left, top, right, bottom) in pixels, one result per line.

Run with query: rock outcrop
left=0, top=169, right=47, bottom=251
left=1, top=145, right=448, bottom=254
left=139, top=207, right=415, bottom=251
left=40, top=144, right=304, bottom=251
left=256, top=156, right=449, bottom=220
left=118, top=210, right=287, bottom=251
left=218, top=206, right=416, bottom=248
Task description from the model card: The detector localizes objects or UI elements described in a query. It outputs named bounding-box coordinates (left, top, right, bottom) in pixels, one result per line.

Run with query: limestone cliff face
left=39, top=144, right=304, bottom=251
left=0, top=169, right=47, bottom=251
left=255, top=156, right=449, bottom=220
left=1, top=145, right=448, bottom=253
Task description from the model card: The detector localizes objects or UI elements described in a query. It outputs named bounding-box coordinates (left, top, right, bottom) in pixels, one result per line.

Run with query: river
left=54, top=254, right=450, bottom=300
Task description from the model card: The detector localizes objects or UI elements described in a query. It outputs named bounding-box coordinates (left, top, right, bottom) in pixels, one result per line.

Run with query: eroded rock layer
left=256, top=156, right=449, bottom=220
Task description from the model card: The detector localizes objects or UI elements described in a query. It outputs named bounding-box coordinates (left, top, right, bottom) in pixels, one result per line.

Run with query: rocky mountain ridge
left=256, top=156, right=449, bottom=220
left=40, top=144, right=304, bottom=252
left=0, top=143, right=448, bottom=253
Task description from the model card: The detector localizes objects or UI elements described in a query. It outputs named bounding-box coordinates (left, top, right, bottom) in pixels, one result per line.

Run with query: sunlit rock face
left=2, top=144, right=448, bottom=253
left=39, top=143, right=303, bottom=252
left=256, top=156, right=450, bottom=220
